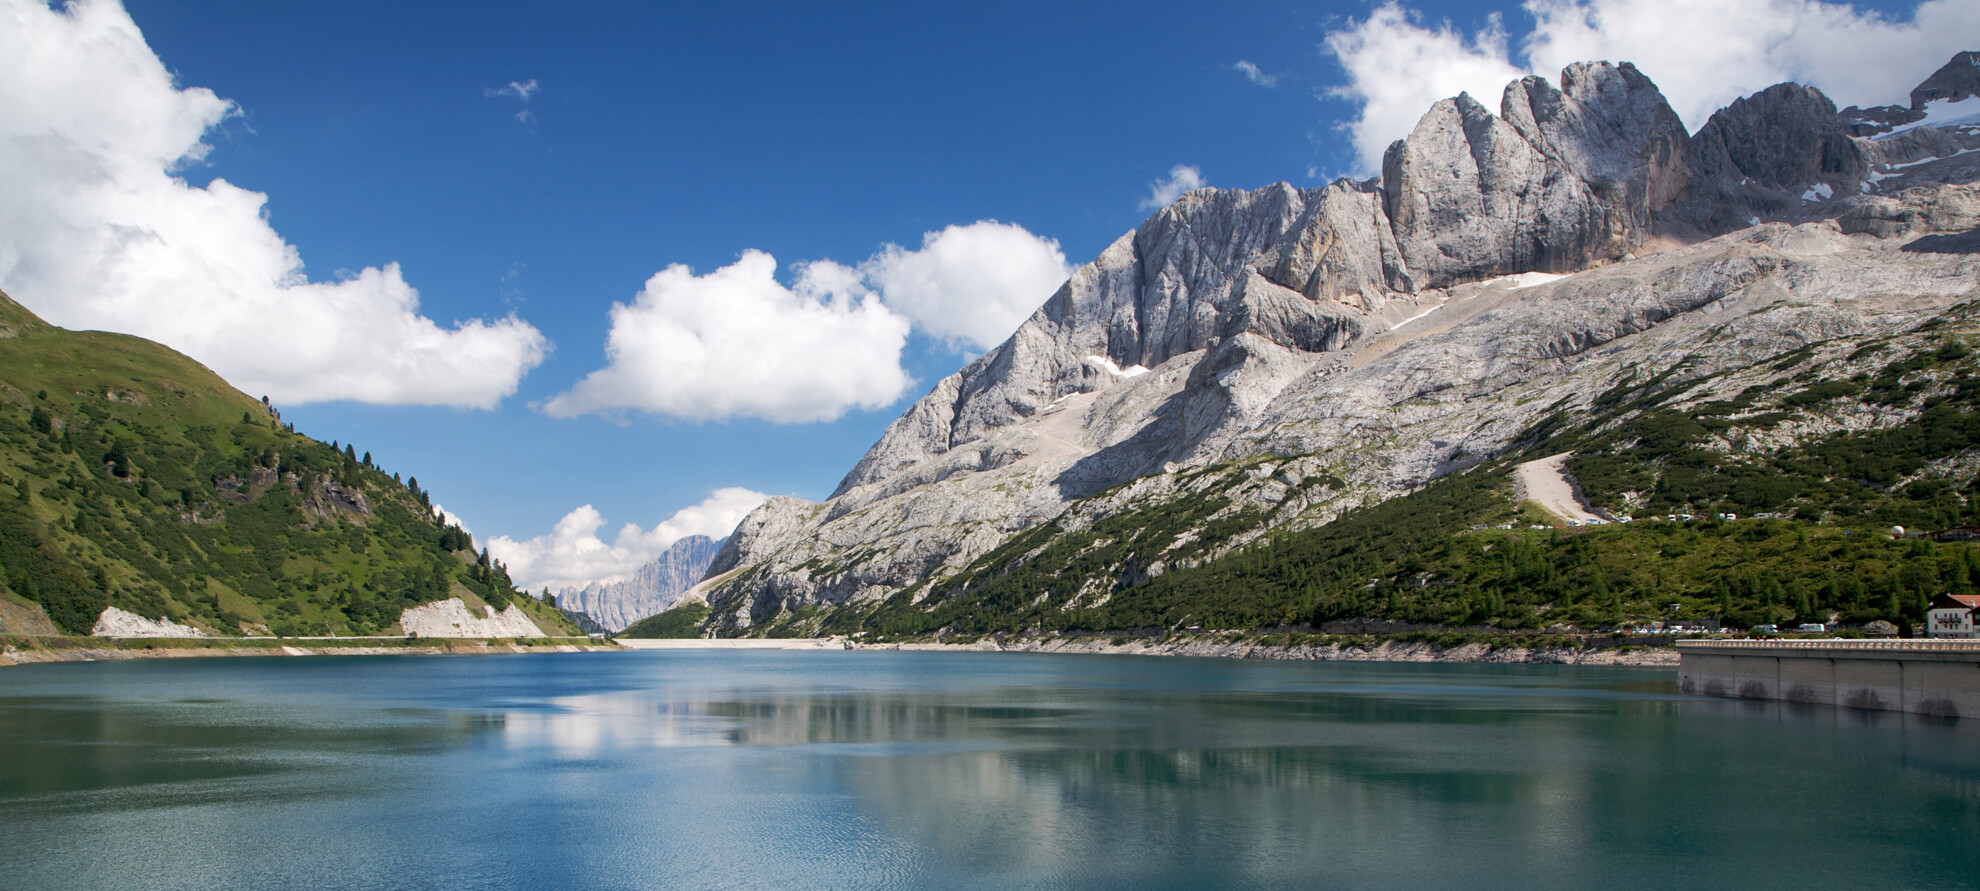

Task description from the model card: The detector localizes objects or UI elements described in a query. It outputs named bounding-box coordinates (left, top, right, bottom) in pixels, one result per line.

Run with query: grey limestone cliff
left=701, top=54, right=1980, bottom=633
left=1382, top=62, right=1691, bottom=284
left=558, top=535, right=724, bottom=632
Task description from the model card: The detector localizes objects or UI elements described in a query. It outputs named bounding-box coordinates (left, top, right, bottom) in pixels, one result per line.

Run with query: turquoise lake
left=1, top=650, right=1977, bottom=889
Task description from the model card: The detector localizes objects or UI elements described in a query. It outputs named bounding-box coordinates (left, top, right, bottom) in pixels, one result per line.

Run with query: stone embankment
left=1678, top=639, right=1980, bottom=716
left=885, top=635, right=1678, bottom=665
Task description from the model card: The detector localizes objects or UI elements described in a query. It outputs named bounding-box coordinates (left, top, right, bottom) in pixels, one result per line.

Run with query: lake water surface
left=2, top=650, right=1977, bottom=889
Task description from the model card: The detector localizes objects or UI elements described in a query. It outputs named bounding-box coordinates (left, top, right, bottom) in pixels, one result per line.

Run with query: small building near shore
left=1926, top=593, right=1980, bottom=638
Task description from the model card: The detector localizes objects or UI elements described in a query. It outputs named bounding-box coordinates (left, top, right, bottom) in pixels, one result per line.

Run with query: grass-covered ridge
left=0, top=290, right=575, bottom=637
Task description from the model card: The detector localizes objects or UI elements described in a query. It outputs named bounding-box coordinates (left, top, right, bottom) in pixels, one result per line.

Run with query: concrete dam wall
left=1677, top=640, right=1980, bottom=718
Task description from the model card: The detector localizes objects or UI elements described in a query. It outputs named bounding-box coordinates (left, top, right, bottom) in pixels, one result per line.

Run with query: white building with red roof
left=1927, top=593, right=1980, bottom=638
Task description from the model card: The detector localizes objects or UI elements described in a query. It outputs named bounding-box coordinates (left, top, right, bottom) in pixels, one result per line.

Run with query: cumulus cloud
left=1233, top=60, right=1280, bottom=88
left=1140, top=164, right=1207, bottom=210
left=1324, top=0, right=1980, bottom=171
left=432, top=503, right=473, bottom=538
left=485, top=78, right=539, bottom=125
left=1520, top=0, right=1980, bottom=124
left=1324, top=5, right=1526, bottom=171
left=540, top=251, right=913, bottom=423
left=0, top=0, right=548, bottom=408
left=547, top=220, right=1070, bottom=421
left=487, top=487, right=767, bottom=592
left=863, top=221, right=1072, bottom=350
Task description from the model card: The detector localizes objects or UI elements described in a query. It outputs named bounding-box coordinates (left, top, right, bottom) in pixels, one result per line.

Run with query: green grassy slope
left=618, top=603, right=710, bottom=638
left=746, top=302, right=1980, bottom=640
left=0, top=290, right=576, bottom=637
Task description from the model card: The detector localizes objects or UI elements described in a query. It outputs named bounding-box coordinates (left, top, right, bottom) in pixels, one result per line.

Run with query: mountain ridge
left=556, top=534, right=723, bottom=632
left=698, top=52, right=1980, bottom=637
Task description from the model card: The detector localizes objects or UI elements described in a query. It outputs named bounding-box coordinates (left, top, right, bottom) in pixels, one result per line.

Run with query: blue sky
left=124, top=0, right=1355, bottom=530
left=102, top=0, right=1384, bottom=586
left=3, top=0, right=1966, bottom=590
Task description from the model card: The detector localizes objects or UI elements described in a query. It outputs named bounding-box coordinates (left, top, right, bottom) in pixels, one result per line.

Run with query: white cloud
left=1323, top=4, right=1526, bottom=171
left=487, top=487, right=767, bottom=592
left=1520, top=0, right=1980, bottom=126
left=1323, top=0, right=1980, bottom=171
left=0, top=0, right=548, bottom=408
left=487, top=79, right=539, bottom=102
left=540, top=250, right=913, bottom=423
left=485, top=78, right=539, bottom=125
left=863, top=221, right=1072, bottom=351
left=1140, top=164, right=1208, bottom=210
left=1233, top=60, right=1280, bottom=88
left=547, top=220, right=1070, bottom=420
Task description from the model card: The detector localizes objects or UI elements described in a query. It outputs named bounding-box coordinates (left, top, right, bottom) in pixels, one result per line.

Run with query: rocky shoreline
left=6, top=632, right=1679, bottom=668
left=0, top=638, right=620, bottom=667
left=875, top=635, right=1680, bottom=666
left=625, top=633, right=1681, bottom=666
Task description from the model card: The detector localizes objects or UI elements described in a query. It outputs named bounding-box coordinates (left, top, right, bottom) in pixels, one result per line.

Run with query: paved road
left=614, top=637, right=848, bottom=649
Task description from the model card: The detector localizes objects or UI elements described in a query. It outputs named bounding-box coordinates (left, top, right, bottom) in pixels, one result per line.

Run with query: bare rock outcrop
left=302, top=477, right=372, bottom=525
left=1383, top=62, right=1690, bottom=285
left=213, top=466, right=279, bottom=504
left=1913, top=50, right=1980, bottom=108
left=1682, top=82, right=1870, bottom=232
left=92, top=606, right=207, bottom=638
left=398, top=598, right=544, bottom=639
left=1844, top=53, right=1980, bottom=137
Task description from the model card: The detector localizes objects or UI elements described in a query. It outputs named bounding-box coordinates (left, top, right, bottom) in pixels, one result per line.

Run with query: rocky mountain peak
left=705, top=52, right=1980, bottom=634
left=556, top=534, right=724, bottom=632
left=1691, top=83, right=1865, bottom=191
left=1383, top=60, right=1689, bottom=287
left=1842, top=51, right=1980, bottom=137
left=1681, top=81, right=1872, bottom=233
left=1911, top=50, right=1980, bottom=109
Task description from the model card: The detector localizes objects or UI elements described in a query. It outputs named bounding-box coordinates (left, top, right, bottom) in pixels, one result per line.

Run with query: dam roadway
left=1677, top=639, right=1980, bottom=718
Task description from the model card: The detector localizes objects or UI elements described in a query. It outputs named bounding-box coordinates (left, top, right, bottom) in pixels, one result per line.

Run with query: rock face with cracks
left=703, top=55, right=1980, bottom=633
left=398, top=598, right=545, bottom=639
left=556, top=535, right=724, bottom=632
left=92, top=606, right=207, bottom=638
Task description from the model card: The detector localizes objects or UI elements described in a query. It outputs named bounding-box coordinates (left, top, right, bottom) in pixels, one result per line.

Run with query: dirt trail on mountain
left=1515, top=452, right=1603, bottom=523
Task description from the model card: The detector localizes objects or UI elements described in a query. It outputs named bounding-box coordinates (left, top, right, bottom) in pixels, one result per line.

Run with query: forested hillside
left=0, top=290, right=574, bottom=637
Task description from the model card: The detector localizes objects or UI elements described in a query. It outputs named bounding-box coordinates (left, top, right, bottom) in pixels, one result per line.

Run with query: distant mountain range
left=689, top=52, right=1980, bottom=639
left=557, top=535, right=723, bottom=632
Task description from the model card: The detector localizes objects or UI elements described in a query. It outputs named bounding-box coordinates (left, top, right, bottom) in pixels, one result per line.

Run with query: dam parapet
left=1677, top=639, right=1980, bottom=718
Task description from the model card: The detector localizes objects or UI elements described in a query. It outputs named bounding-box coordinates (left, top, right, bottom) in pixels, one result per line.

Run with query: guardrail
left=1676, top=638, right=1980, bottom=652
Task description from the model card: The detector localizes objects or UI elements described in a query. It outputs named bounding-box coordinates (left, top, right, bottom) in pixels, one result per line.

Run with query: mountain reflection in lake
left=3, top=650, right=1977, bottom=890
